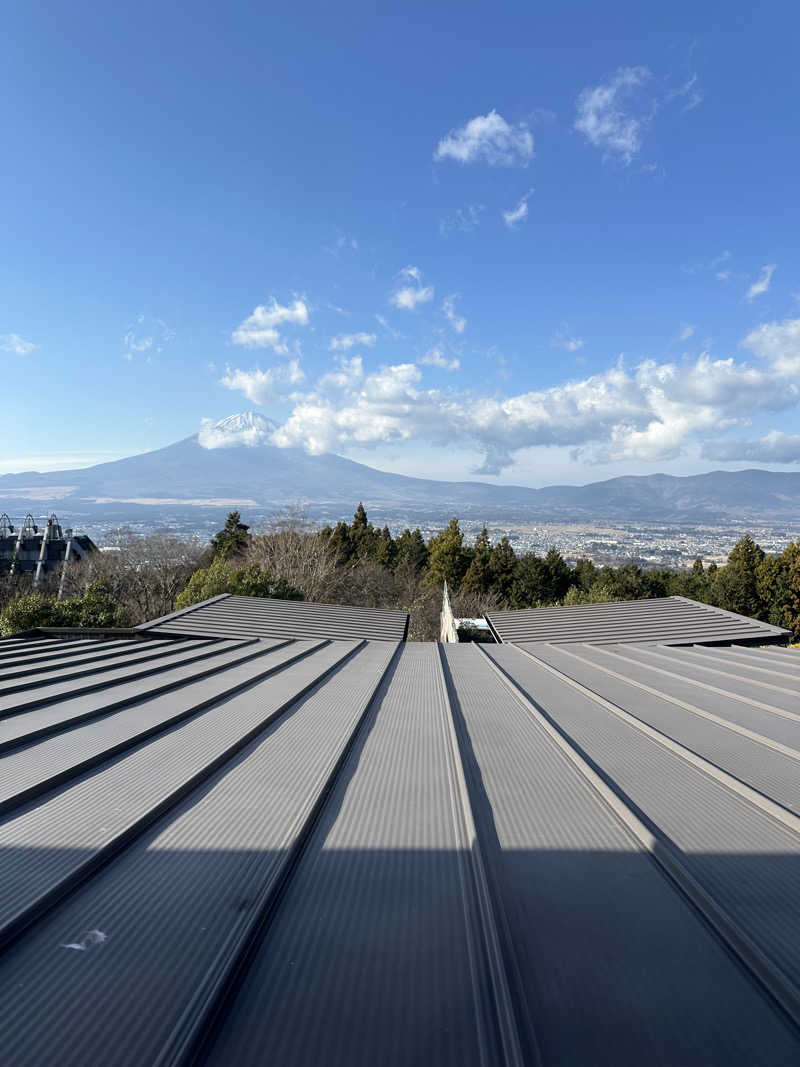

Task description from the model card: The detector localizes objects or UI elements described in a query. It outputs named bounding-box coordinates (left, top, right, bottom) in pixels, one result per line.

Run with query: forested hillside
left=2, top=505, right=799, bottom=641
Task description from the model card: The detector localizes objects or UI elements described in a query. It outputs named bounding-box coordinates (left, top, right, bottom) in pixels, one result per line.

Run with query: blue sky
left=3, top=1, right=800, bottom=486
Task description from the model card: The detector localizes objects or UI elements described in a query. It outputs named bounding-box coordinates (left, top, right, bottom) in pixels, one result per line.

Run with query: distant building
left=0, top=513, right=97, bottom=588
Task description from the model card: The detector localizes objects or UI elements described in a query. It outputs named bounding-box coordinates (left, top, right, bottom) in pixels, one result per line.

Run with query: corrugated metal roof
left=1, top=632, right=799, bottom=1065
left=137, top=592, right=409, bottom=642
left=485, top=594, right=791, bottom=646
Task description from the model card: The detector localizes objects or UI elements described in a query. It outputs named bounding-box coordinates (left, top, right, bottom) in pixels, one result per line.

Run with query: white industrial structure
left=0, top=513, right=96, bottom=595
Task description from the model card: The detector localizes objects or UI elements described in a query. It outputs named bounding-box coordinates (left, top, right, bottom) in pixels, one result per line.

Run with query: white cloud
left=702, top=430, right=800, bottom=464
left=329, top=332, right=376, bottom=351
left=577, top=61, right=702, bottom=167
left=375, top=313, right=404, bottom=340
left=442, top=295, right=466, bottom=334
left=239, top=346, right=797, bottom=474
left=231, top=297, right=310, bottom=352
left=215, top=315, right=800, bottom=473
left=575, top=66, right=651, bottom=164
left=434, top=110, right=533, bottom=166
left=503, top=188, right=534, bottom=228
left=439, top=204, right=484, bottom=236
left=325, top=233, right=359, bottom=257
left=122, top=314, right=175, bottom=360
left=319, top=356, right=364, bottom=391
left=218, top=359, right=305, bottom=404
left=683, top=250, right=732, bottom=278
left=745, top=264, right=776, bottom=301
left=124, top=331, right=152, bottom=353
left=0, top=333, right=36, bottom=355
left=677, top=323, right=695, bottom=342
left=272, top=363, right=426, bottom=454
left=392, top=287, right=433, bottom=311
left=390, top=266, right=434, bottom=310
left=741, top=317, right=800, bottom=375
left=665, top=73, right=703, bottom=111
left=552, top=331, right=585, bottom=352
left=419, top=346, right=460, bottom=372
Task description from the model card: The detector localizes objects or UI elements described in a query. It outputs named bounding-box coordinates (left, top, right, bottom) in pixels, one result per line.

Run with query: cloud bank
left=218, top=317, right=800, bottom=475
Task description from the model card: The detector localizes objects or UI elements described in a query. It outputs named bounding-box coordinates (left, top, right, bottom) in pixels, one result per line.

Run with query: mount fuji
left=2, top=413, right=800, bottom=526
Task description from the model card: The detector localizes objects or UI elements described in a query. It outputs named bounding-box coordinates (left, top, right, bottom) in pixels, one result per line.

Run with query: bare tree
left=407, top=585, right=441, bottom=642
left=246, top=508, right=340, bottom=602
left=61, top=528, right=205, bottom=624
left=450, top=587, right=504, bottom=619
left=324, top=558, right=398, bottom=608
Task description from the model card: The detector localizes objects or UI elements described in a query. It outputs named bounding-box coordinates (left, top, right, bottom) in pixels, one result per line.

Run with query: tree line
left=1, top=505, right=799, bottom=641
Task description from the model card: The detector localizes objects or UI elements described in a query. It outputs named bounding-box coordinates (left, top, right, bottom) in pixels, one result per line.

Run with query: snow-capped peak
left=198, top=412, right=278, bottom=450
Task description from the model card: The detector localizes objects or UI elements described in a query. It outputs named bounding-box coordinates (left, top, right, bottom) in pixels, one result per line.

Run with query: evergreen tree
left=348, top=503, right=379, bottom=560
left=573, top=557, right=598, bottom=592
left=423, top=518, right=467, bottom=588
left=395, top=528, right=429, bottom=572
left=210, top=510, right=251, bottom=560
left=601, top=562, right=648, bottom=600
left=374, top=526, right=398, bottom=569
left=460, top=527, right=492, bottom=596
left=64, top=578, right=130, bottom=627
left=682, top=556, right=708, bottom=601
left=324, top=521, right=353, bottom=565
left=779, top=542, right=800, bottom=639
left=488, top=536, right=517, bottom=602
left=714, top=535, right=765, bottom=618
left=510, top=553, right=546, bottom=608
left=540, top=547, right=571, bottom=603
left=755, top=554, right=789, bottom=627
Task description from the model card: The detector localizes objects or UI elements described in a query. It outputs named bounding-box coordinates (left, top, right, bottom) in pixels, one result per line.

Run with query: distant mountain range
left=2, top=413, right=800, bottom=527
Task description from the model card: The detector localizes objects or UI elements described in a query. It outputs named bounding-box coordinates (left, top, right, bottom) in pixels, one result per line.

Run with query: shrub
left=175, top=558, right=303, bottom=610
left=0, top=579, right=129, bottom=636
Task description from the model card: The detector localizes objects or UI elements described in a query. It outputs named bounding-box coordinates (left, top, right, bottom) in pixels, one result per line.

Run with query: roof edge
left=669, top=595, right=791, bottom=639
left=135, top=593, right=232, bottom=631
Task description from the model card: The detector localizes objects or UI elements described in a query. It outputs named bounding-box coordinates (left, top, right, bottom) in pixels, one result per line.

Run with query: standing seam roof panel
left=137, top=593, right=409, bottom=642
left=204, top=644, right=507, bottom=1067
left=2, top=632, right=800, bottom=1065
left=439, top=644, right=799, bottom=1065
left=0, top=641, right=398, bottom=1067
left=486, top=595, right=791, bottom=645
left=521, top=642, right=800, bottom=816
left=482, top=644, right=800, bottom=1007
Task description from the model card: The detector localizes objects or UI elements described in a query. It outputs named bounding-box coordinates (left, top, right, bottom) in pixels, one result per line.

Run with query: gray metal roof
left=138, top=592, right=410, bottom=642
left=1, top=631, right=799, bottom=1065
left=486, top=594, right=791, bottom=646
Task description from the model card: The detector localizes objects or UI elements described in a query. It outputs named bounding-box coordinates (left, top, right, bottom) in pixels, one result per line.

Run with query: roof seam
left=511, top=644, right=800, bottom=835
left=474, top=642, right=800, bottom=1033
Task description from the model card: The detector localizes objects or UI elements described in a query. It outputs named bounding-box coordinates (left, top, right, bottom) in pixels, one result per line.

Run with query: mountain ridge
left=2, top=414, right=800, bottom=524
